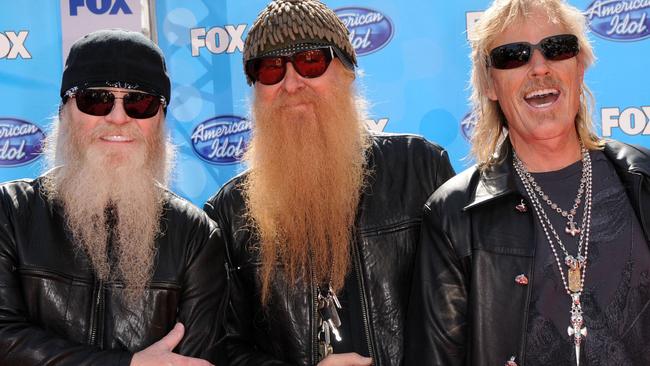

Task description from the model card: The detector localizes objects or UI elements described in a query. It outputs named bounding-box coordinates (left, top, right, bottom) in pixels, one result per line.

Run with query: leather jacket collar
left=464, top=139, right=517, bottom=211
left=464, top=137, right=650, bottom=240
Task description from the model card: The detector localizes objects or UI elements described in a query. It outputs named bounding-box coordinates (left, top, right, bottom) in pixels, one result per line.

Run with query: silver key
left=317, top=285, right=343, bottom=343
left=319, top=319, right=333, bottom=358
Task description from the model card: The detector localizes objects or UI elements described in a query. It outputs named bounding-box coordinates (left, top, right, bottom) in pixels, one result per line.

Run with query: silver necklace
left=513, top=148, right=593, bottom=366
left=516, top=146, right=589, bottom=236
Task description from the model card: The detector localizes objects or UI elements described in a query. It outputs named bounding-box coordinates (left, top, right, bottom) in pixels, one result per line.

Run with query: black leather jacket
left=405, top=139, right=650, bottom=366
left=204, top=134, right=454, bottom=366
left=0, top=176, right=226, bottom=365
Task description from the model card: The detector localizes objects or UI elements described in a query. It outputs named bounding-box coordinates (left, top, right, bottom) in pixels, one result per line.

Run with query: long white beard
left=42, top=113, right=173, bottom=304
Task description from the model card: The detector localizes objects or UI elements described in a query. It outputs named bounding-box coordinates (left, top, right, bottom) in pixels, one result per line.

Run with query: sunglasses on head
left=488, top=34, right=580, bottom=70
left=66, top=89, right=166, bottom=119
left=245, top=46, right=336, bottom=85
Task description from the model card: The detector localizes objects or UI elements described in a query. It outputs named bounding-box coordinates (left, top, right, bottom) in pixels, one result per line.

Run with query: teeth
left=525, top=88, right=559, bottom=99
left=534, top=101, right=554, bottom=108
left=102, top=135, right=132, bottom=142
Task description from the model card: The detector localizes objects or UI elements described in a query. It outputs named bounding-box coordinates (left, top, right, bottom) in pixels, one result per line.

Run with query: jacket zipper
left=88, top=279, right=104, bottom=346
left=352, top=236, right=376, bottom=363
left=310, top=250, right=319, bottom=366
left=97, top=281, right=106, bottom=346
left=310, top=236, right=378, bottom=364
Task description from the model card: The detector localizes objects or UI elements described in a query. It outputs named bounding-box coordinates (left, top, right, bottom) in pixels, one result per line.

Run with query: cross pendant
left=565, top=220, right=581, bottom=236
left=568, top=294, right=587, bottom=366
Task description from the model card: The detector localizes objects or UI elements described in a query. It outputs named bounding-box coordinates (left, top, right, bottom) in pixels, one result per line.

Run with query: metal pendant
left=565, top=220, right=581, bottom=237
left=568, top=265, right=582, bottom=293
left=567, top=293, right=587, bottom=366
left=566, top=256, right=583, bottom=293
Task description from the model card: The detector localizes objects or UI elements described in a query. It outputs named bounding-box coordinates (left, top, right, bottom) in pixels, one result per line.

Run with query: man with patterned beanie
left=0, top=29, right=225, bottom=366
left=203, top=1, right=454, bottom=365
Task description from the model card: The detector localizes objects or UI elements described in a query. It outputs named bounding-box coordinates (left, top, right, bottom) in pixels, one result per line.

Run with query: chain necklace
left=513, top=147, right=593, bottom=366
left=516, top=146, right=590, bottom=236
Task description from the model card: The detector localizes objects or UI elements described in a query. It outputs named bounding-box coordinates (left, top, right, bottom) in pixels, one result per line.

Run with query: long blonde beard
left=243, top=81, right=371, bottom=304
left=42, top=111, right=171, bottom=305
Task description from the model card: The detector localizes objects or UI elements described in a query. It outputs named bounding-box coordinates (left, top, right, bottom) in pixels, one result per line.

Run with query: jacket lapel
left=602, top=140, right=650, bottom=242
left=465, top=140, right=519, bottom=211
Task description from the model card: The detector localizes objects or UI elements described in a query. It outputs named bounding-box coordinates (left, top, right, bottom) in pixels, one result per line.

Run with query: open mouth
left=524, top=88, right=560, bottom=108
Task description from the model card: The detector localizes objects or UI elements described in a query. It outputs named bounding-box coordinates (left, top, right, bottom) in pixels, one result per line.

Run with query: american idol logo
left=0, top=118, right=44, bottom=166
left=191, top=115, right=251, bottom=164
left=585, top=0, right=650, bottom=41
left=335, top=7, right=394, bottom=55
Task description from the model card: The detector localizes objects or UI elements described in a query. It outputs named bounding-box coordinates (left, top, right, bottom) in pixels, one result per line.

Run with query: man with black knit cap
left=203, top=1, right=454, bottom=365
left=0, top=29, right=224, bottom=366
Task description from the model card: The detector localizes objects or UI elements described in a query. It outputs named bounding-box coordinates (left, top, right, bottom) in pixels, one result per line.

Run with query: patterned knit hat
left=243, top=0, right=357, bottom=84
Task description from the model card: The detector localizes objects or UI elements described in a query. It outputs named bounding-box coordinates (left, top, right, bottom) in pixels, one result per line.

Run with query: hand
left=130, top=323, right=214, bottom=366
left=317, top=352, right=373, bottom=366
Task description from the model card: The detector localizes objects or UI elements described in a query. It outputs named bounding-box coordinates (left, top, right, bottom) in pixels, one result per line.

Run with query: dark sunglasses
left=488, top=34, right=580, bottom=70
left=245, top=47, right=335, bottom=85
left=66, top=89, right=166, bottom=119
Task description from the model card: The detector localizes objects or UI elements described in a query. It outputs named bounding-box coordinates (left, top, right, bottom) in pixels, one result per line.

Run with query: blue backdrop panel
left=155, top=1, right=252, bottom=206
left=0, top=3, right=62, bottom=181
left=155, top=0, right=650, bottom=206
left=0, top=1, right=647, bottom=207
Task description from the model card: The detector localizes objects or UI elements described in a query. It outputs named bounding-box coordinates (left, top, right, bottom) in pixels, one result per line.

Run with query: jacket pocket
left=18, top=266, right=93, bottom=344
left=357, top=218, right=421, bottom=237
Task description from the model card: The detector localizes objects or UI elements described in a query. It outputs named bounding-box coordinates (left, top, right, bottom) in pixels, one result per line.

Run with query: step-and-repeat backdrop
left=1, top=0, right=648, bottom=205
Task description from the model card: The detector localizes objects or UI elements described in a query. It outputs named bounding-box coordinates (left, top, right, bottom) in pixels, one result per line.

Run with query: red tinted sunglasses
left=245, top=47, right=335, bottom=85
left=66, top=89, right=166, bottom=119
left=488, top=34, right=580, bottom=70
